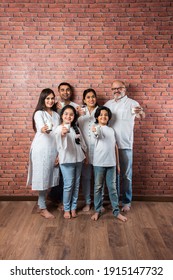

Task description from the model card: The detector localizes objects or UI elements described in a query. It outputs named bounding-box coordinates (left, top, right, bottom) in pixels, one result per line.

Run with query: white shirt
left=93, top=126, right=117, bottom=167
left=78, top=106, right=98, bottom=164
left=69, top=101, right=79, bottom=109
left=55, top=125, right=87, bottom=164
left=105, top=96, right=139, bottom=149
left=56, top=101, right=79, bottom=115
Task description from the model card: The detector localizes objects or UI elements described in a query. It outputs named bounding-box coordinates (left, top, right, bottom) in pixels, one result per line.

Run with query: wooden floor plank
left=0, top=201, right=173, bottom=260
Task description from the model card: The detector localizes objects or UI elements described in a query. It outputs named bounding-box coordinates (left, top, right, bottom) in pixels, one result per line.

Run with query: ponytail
left=72, top=123, right=81, bottom=145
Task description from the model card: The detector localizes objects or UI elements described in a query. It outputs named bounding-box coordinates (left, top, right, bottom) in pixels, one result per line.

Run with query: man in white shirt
left=56, top=82, right=79, bottom=113
left=105, top=80, right=145, bottom=212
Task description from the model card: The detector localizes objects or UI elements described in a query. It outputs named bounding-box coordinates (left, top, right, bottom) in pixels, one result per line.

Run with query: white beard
left=114, top=93, right=126, bottom=101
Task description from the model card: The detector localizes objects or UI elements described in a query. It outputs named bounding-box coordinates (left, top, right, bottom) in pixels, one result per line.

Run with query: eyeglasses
left=112, top=87, right=125, bottom=92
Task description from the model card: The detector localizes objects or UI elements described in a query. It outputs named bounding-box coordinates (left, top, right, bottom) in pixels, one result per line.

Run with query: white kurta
left=105, top=96, right=139, bottom=149
left=78, top=106, right=98, bottom=164
left=27, top=110, right=60, bottom=190
left=69, top=101, right=79, bottom=109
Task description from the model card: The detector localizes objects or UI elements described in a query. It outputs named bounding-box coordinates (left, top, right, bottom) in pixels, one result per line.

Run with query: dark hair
left=58, top=82, right=73, bottom=92
left=82, top=88, right=98, bottom=107
left=60, top=105, right=81, bottom=144
left=94, top=106, right=112, bottom=125
left=32, top=88, right=56, bottom=132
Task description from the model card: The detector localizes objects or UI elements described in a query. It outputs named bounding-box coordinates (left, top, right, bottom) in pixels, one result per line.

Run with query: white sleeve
left=55, top=126, right=67, bottom=150
left=34, top=111, right=45, bottom=132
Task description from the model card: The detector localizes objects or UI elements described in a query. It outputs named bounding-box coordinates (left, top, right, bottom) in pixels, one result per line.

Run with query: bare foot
left=64, top=211, right=71, bottom=219
left=71, top=209, right=78, bottom=218
left=82, top=204, right=90, bottom=212
left=40, top=209, right=55, bottom=219
left=101, top=206, right=105, bottom=213
left=57, top=203, right=64, bottom=211
left=91, top=212, right=100, bottom=221
left=37, top=206, right=41, bottom=213
left=117, top=213, right=127, bottom=222
left=121, top=205, right=131, bottom=212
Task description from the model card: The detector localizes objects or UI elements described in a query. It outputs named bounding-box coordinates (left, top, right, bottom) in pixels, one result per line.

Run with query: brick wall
left=0, top=0, right=173, bottom=197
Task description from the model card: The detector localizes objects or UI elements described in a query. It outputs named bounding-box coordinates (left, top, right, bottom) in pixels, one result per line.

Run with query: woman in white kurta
left=77, top=88, right=99, bottom=211
left=27, top=88, right=60, bottom=219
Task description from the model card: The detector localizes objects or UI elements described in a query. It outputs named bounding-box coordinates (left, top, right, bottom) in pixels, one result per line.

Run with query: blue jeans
left=93, top=166, right=120, bottom=217
left=60, top=162, right=83, bottom=212
left=118, top=149, right=133, bottom=206
left=81, top=163, right=105, bottom=205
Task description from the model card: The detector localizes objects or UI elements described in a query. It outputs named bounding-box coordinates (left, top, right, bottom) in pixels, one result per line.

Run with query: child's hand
left=61, top=126, right=69, bottom=136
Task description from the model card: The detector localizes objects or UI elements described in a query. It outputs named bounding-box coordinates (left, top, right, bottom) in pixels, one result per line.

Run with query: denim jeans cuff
left=122, top=203, right=131, bottom=207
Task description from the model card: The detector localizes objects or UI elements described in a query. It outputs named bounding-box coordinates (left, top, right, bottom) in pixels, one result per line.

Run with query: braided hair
left=60, top=105, right=81, bottom=145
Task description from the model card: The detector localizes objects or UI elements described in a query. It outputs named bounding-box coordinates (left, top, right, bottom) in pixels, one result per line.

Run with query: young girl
left=78, top=88, right=99, bottom=212
left=91, top=106, right=127, bottom=222
left=27, top=88, right=60, bottom=219
left=55, top=105, right=87, bottom=219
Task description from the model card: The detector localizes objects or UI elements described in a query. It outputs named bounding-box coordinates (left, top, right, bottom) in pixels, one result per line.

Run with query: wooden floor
left=0, top=200, right=173, bottom=260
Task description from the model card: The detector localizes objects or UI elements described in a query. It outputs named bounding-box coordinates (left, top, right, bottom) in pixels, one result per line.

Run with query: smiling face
left=97, top=109, right=109, bottom=126
left=83, top=91, right=97, bottom=108
left=44, top=93, right=55, bottom=109
left=62, top=108, right=75, bottom=124
left=111, top=81, right=126, bottom=101
left=58, top=85, right=72, bottom=101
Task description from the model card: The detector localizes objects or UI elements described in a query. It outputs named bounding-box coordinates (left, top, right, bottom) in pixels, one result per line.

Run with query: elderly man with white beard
left=105, top=80, right=145, bottom=212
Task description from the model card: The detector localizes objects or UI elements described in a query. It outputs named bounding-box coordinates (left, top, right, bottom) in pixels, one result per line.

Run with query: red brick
left=0, top=0, right=172, bottom=197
